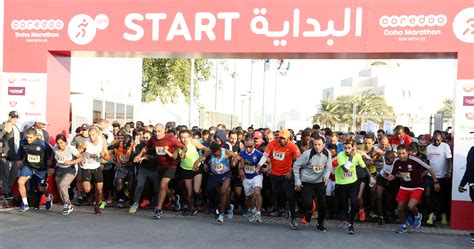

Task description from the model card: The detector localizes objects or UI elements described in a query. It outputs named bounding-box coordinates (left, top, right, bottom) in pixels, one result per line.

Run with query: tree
left=313, top=99, right=340, bottom=129
left=436, top=98, right=453, bottom=118
left=313, top=94, right=395, bottom=131
left=142, top=58, right=213, bottom=103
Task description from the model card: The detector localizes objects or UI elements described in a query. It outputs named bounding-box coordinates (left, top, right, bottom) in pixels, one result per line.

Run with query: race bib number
left=343, top=161, right=352, bottom=171
left=213, top=163, right=225, bottom=173
left=55, top=155, right=65, bottom=164
left=244, top=165, right=256, bottom=174
left=312, top=163, right=324, bottom=173
left=273, top=151, right=285, bottom=161
left=342, top=171, right=353, bottom=179
left=119, top=155, right=130, bottom=163
left=87, top=154, right=100, bottom=162
left=155, top=146, right=166, bottom=156
left=400, top=172, right=412, bottom=182
left=27, top=154, right=40, bottom=163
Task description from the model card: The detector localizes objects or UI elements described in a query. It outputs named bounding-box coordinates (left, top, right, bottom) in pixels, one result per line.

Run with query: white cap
left=35, top=117, right=49, bottom=125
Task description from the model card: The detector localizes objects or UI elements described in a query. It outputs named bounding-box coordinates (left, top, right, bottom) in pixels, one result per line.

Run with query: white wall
left=70, top=57, right=143, bottom=129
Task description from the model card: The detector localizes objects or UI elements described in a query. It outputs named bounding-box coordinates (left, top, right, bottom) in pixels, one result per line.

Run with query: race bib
left=343, top=161, right=352, bottom=171
left=400, top=172, right=412, bottom=182
left=27, top=154, right=40, bottom=163
left=312, top=163, right=324, bottom=173
left=119, top=154, right=130, bottom=162
left=342, top=171, right=353, bottom=179
left=55, top=155, right=65, bottom=164
left=155, top=146, right=166, bottom=156
left=87, top=154, right=100, bottom=162
left=273, top=151, right=285, bottom=161
left=244, top=165, right=256, bottom=174
left=213, top=163, right=225, bottom=173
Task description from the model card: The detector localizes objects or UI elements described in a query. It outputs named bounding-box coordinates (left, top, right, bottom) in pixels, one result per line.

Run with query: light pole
left=189, top=58, right=195, bottom=128
left=352, top=104, right=358, bottom=132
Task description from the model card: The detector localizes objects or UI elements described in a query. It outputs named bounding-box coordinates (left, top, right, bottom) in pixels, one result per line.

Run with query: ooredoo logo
left=11, top=19, right=64, bottom=31
left=453, top=7, right=474, bottom=43
left=464, top=96, right=474, bottom=106
left=464, top=83, right=474, bottom=93
left=68, top=14, right=109, bottom=45
left=379, top=14, right=447, bottom=28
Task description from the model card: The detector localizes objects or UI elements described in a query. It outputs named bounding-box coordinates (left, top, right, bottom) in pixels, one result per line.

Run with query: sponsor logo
left=8, top=87, right=26, bottom=96
left=464, top=83, right=474, bottom=93
left=9, top=100, right=17, bottom=107
left=8, top=77, right=15, bottom=84
left=453, top=7, right=474, bottom=43
left=11, top=19, right=64, bottom=31
left=379, top=14, right=447, bottom=28
left=465, top=112, right=474, bottom=120
left=67, top=14, right=109, bottom=45
left=464, top=96, right=474, bottom=106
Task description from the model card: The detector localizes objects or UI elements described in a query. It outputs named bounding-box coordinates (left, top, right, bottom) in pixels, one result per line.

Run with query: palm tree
left=313, top=99, right=340, bottom=129
left=437, top=99, right=453, bottom=118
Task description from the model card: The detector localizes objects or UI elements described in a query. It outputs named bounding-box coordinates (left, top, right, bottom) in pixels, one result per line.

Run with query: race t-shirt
left=264, top=139, right=301, bottom=176
left=335, top=152, right=366, bottom=185
left=19, top=139, right=52, bottom=171
left=146, top=134, right=185, bottom=168
left=391, top=156, right=430, bottom=189
left=426, top=143, right=452, bottom=178
left=239, top=148, right=263, bottom=179
left=54, top=144, right=79, bottom=168
left=209, top=148, right=231, bottom=175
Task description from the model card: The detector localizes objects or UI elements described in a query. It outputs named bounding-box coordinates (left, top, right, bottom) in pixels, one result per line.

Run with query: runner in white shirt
left=79, top=126, right=110, bottom=215
left=425, top=131, right=452, bottom=225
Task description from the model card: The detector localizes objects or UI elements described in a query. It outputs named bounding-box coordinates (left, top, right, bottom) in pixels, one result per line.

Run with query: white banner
left=0, top=73, right=47, bottom=128
left=452, top=80, right=474, bottom=201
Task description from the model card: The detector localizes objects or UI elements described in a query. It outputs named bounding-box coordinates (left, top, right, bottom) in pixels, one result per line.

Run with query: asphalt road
left=0, top=206, right=471, bottom=249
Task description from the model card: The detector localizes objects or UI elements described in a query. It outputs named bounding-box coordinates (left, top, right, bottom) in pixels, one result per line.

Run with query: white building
left=70, top=57, right=143, bottom=130
left=321, top=60, right=454, bottom=135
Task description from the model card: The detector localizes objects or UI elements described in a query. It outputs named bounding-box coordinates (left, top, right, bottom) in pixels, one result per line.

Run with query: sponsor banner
left=452, top=80, right=474, bottom=202
left=0, top=73, right=47, bottom=123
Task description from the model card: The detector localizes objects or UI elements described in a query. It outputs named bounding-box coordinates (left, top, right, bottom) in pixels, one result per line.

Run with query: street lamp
left=240, top=94, right=248, bottom=126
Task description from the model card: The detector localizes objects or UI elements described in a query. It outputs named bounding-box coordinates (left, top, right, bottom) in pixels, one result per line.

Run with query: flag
left=264, top=59, right=271, bottom=71
left=277, top=59, right=290, bottom=76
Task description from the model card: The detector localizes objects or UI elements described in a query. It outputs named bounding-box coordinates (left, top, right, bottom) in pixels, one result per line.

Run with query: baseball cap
left=35, top=117, right=49, bottom=125
left=81, top=123, right=90, bottom=130
left=278, top=129, right=291, bottom=139
left=8, top=111, right=19, bottom=118
left=253, top=131, right=263, bottom=139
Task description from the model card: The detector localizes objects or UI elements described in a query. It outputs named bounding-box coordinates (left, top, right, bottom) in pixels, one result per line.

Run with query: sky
left=198, top=58, right=457, bottom=129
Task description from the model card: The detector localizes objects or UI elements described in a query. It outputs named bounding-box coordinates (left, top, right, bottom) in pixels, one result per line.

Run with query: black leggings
left=302, top=182, right=327, bottom=224
left=336, top=182, right=360, bottom=225
left=270, top=175, right=296, bottom=219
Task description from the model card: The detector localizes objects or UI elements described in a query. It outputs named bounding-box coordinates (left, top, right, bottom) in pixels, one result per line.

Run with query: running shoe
left=440, top=213, right=448, bottom=225
left=470, top=233, right=474, bottom=244
left=243, top=209, right=252, bottom=217
left=63, top=204, right=74, bottom=215
left=173, top=195, right=181, bottom=211
left=407, top=215, right=414, bottom=226
left=227, top=204, right=234, bottom=219
left=99, top=200, right=107, bottom=209
left=17, top=203, right=29, bottom=212
left=289, top=218, right=300, bottom=230
left=347, top=224, right=355, bottom=235
left=413, top=214, right=423, bottom=229
left=217, top=213, right=224, bottom=223
left=153, top=209, right=162, bottom=219
left=45, top=194, right=53, bottom=210
left=129, top=202, right=139, bottom=214
left=427, top=212, right=436, bottom=225
left=139, top=199, right=150, bottom=208
left=396, top=224, right=408, bottom=234
left=369, top=210, right=378, bottom=219
left=316, top=223, right=328, bottom=232
left=270, top=208, right=279, bottom=217
left=378, top=216, right=386, bottom=226
left=359, top=210, right=366, bottom=222
left=191, top=209, right=198, bottom=216
left=117, top=199, right=125, bottom=208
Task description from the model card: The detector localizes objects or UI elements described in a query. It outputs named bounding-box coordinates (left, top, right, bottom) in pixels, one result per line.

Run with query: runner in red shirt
left=257, top=129, right=301, bottom=229
left=134, top=123, right=186, bottom=219
left=389, top=125, right=413, bottom=148
left=390, top=144, right=439, bottom=234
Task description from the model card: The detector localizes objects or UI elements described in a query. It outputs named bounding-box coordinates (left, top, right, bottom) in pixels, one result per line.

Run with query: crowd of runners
left=0, top=110, right=473, bottom=238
